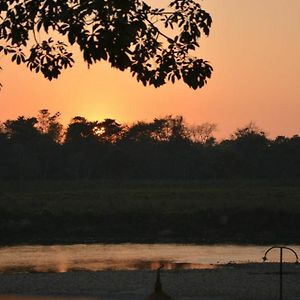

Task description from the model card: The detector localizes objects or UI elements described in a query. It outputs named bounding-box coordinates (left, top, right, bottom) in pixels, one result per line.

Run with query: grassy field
left=1, top=179, right=300, bottom=245
left=1, top=179, right=300, bottom=213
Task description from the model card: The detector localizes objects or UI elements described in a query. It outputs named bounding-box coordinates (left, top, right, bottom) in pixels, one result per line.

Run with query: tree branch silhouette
left=0, top=0, right=213, bottom=89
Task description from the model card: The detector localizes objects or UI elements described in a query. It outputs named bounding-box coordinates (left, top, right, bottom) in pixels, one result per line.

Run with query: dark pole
left=263, top=246, right=298, bottom=300
left=280, top=247, right=283, bottom=300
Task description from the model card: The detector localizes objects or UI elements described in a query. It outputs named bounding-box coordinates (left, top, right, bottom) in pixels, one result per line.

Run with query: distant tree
left=164, top=115, right=189, bottom=142
left=231, top=122, right=269, bottom=153
left=65, top=116, right=98, bottom=143
left=233, top=122, right=266, bottom=140
left=150, top=118, right=171, bottom=142
left=0, top=0, right=213, bottom=89
left=122, top=121, right=154, bottom=142
left=122, top=115, right=189, bottom=143
left=1, top=112, right=63, bottom=180
left=226, top=122, right=270, bottom=178
left=150, top=116, right=188, bottom=142
left=97, top=118, right=124, bottom=143
left=3, top=116, right=43, bottom=180
left=269, top=135, right=300, bottom=178
left=64, top=116, right=104, bottom=179
left=37, top=109, right=64, bottom=143
left=4, top=116, right=40, bottom=143
left=188, top=122, right=217, bottom=144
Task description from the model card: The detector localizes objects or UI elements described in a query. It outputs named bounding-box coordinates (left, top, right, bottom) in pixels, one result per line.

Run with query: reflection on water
left=0, top=244, right=299, bottom=273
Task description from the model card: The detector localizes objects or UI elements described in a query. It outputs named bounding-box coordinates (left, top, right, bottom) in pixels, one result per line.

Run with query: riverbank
left=1, top=263, right=300, bottom=300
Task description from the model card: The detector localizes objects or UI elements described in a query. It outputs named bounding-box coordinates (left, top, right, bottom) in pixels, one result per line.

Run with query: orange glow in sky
left=0, top=0, right=299, bottom=139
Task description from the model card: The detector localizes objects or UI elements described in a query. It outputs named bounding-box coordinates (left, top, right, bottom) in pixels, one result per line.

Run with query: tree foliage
left=0, top=0, right=213, bottom=88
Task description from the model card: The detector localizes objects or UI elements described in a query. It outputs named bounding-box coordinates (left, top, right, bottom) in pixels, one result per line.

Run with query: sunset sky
left=1, top=0, right=299, bottom=139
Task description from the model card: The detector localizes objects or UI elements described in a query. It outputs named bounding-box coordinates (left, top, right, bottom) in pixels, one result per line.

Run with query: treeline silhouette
left=0, top=109, right=300, bottom=181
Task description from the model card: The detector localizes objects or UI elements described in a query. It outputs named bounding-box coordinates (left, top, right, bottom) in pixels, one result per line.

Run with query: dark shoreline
left=2, top=210, right=300, bottom=246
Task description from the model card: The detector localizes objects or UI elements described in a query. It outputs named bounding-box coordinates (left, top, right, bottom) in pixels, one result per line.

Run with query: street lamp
left=263, top=246, right=299, bottom=300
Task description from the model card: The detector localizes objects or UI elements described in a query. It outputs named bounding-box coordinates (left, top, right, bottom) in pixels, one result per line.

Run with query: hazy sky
left=1, top=0, right=299, bottom=139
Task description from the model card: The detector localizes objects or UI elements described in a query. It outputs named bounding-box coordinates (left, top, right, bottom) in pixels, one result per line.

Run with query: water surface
left=0, top=244, right=299, bottom=273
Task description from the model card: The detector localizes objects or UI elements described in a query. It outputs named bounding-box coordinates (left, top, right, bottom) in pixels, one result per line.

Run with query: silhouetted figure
left=145, top=265, right=174, bottom=300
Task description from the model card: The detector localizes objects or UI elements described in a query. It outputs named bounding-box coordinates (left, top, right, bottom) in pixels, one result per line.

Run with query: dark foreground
left=1, top=264, right=300, bottom=300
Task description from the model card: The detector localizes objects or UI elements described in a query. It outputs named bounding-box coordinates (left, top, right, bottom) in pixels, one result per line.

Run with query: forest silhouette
left=0, top=109, right=299, bottom=181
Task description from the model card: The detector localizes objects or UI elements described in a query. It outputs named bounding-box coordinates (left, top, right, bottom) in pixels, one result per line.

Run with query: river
left=0, top=244, right=299, bottom=273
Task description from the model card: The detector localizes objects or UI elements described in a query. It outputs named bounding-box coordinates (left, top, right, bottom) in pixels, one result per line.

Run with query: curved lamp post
left=263, top=246, right=299, bottom=300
